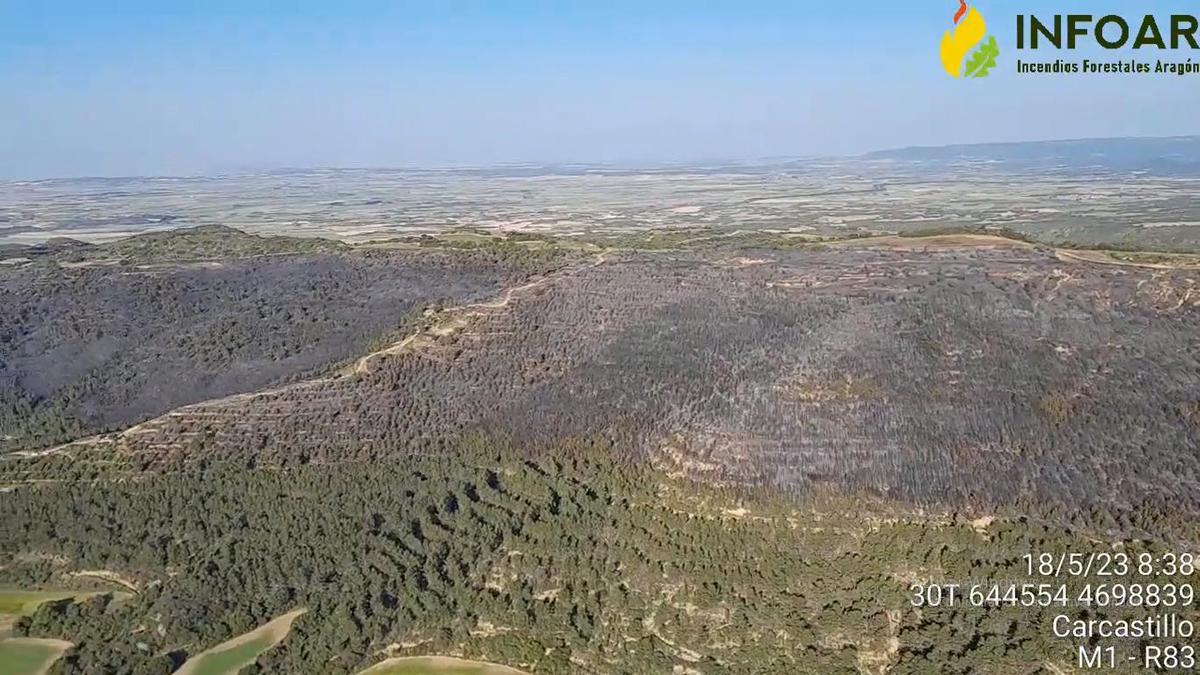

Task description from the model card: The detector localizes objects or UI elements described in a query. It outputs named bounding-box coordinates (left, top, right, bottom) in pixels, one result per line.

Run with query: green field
left=180, top=633, right=274, bottom=675
left=0, top=638, right=72, bottom=675
left=0, top=591, right=85, bottom=617
left=0, top=589, right=121, bottom=637
left=0, top=589, right=133, bottom=631
left=359, top=656, right=529, bottom=675
left=175, top=608, right=305, bottom=675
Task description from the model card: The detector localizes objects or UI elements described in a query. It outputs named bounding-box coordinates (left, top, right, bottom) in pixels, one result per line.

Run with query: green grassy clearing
left=175, top=608, right=306, bottom=675
left=0, top=637, right=72, bottom=675
left=0, top=589, right=133, bottom=616
left=0, top=591, right=83, bottom=616
left=181, top=633, right=274, bottom=675
left=358, top=655, right=529, bottom=675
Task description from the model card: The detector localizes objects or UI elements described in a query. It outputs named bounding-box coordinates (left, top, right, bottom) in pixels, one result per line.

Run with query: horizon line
left=4, top=132, right=1198, bottom=183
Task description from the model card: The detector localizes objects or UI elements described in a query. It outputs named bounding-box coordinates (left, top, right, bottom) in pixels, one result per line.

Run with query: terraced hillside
left=2, top=231, right=1198, bottom=673
left=30, top=238, right=1200, bottom=539
left=0, top=227, right=575, bottom=451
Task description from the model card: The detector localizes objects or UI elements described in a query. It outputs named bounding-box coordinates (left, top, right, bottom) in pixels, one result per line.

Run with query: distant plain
left=5, top=137, right=1200, bottom=253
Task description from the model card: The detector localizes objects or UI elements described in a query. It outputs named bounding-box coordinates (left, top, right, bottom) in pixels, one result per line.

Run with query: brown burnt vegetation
left=13, top=242, right=1197, bottom=540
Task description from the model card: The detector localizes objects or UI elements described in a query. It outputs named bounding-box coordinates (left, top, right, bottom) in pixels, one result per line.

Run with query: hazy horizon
left=3, top=132, right=1198, bottom=183
left=5, top=0, right=1200, bottom=179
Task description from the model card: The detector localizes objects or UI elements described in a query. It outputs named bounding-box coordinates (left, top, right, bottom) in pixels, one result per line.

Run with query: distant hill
left=0, top=237, right=96, bottom=261
left=864, top=135, right=1200, bottom=175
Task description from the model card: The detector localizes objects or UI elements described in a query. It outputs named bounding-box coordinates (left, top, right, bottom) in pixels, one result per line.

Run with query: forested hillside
left=5, top=435, right=1195, bottom=674
left=37, top=241, right=1199, bottom=540
left=2, top=229, right=1198, bottom=673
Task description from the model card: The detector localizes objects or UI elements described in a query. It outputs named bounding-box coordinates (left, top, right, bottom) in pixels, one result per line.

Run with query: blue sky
left=2, top=1, right=1198, bottom=178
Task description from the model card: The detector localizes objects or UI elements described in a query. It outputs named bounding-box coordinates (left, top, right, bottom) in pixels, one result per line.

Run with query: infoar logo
left=941, top=1, right=1000, bottom=78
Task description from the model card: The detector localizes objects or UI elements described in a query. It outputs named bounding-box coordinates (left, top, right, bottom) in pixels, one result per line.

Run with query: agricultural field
left=358, top=656, right=530, bottom=675
left=0, top=591, right=92, bottom=618
left=0, top=589, right=129, bottom=634
left=175, top=609, right=306, bottom=675
left=4, top=138, right=1200, bottom=253
left=0, top=637, right=72, bottom=675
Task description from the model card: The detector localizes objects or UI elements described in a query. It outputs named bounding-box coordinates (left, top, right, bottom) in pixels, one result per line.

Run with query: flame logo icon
left=940, top=1, right=999, bottom=78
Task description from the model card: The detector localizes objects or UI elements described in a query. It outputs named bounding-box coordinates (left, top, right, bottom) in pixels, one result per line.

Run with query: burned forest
left=1, top=227, right=1198, bottom=674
